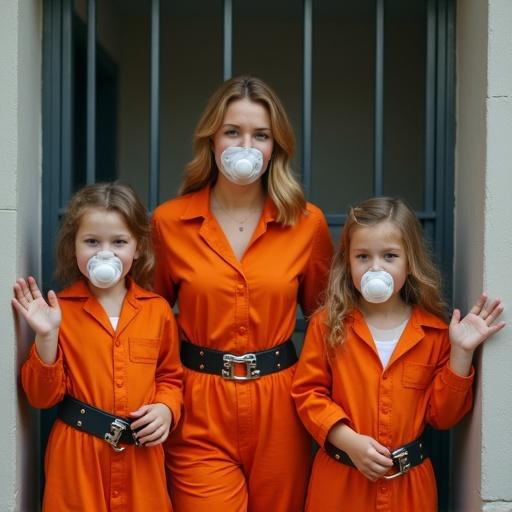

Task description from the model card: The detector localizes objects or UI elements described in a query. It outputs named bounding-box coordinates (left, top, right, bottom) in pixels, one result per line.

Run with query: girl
left=14, top=182, right=183, bottom=512
left=152, top=76, right=333, bottom=511
left=291, top=196, right=505, bottom=511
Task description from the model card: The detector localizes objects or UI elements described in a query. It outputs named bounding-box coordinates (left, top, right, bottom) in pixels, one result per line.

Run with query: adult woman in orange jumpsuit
left=152, top=76, right=333, bottom=511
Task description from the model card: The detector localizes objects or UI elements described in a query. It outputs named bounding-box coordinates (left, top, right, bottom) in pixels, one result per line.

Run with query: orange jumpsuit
left=152, top=186, right=333, bottom=512
left=21, top=278, right=183, bottom=512
left=291, top=306, right=474, bottom=512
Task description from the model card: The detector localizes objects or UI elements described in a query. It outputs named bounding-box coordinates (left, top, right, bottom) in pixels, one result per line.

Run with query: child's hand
left=12, top=277, right=61, bottom=336
left=343, top=432, right=394, bottom=481
left=129, top=403, right=172, bottom=447
left=12, top=276, right=61, bottom=364
left=449, top=293, right=505, bottom=376
left=327, top=422, right=393, bottom=481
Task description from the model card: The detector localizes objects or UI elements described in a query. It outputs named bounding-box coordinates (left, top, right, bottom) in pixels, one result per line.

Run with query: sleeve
left=152, top=213, right=178, bottom=306
left=299, top=208, right=334, bottom=317
left=291, top=312, right=350, bottom=447
left=21, top=344, right=67, bottom=408
left=424, top=330, right=474, bottom=429
left=154, top=305, right=184, bottom=431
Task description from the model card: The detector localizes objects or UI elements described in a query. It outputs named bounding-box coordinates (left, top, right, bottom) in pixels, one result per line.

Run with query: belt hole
left=335, top=454, right=340, bottom=460
left=277, top=363, right=281, bottom=368
left=76, top=420, right=82, bottom=427
left=200, top=350, right=204, bottom=357
left=80, top=408, right=86, bottom=415
left=199, top=364, right=205, bottom=370
left=275, top=350, right=280, bottom=356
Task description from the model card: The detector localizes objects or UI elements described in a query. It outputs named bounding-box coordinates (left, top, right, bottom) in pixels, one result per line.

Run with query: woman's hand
left=449, top=293, right=505, bottom=376
left=129, top=403, right=172, bottom=447
left=12, top=276, right=61, bottom=364
left=327, top=422, right=393, bottom=481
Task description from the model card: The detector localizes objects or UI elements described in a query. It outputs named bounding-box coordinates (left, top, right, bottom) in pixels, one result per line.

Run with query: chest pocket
left=402, top=362, right=435, bottom=389
left=129, top=338, right=160, bottom=363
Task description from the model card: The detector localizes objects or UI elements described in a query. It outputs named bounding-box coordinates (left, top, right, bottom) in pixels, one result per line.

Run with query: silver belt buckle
left=222, top=353, right=261, bottom=380
left=104, top=418, right=129, bottom=452
left=383, top=447, right=411, bottom=479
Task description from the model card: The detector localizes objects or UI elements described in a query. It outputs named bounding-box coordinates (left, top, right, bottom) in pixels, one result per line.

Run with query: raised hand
left=12, top=277, right=61, bottom=336
left=449, top=293, right=505, bottom=376
left=12, top=276, right=61, bottom=364
left=129, top=403, right=172, bottom=447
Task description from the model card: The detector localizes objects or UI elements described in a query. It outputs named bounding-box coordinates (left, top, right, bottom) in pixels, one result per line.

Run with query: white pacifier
left=87, top=250, right=123, bottom=288
left=360, top=270, right=394, bottom=303
left=220, top=146, right=265, bottom=185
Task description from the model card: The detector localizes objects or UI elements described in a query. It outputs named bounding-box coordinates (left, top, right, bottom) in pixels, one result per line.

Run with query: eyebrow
left=222, top=123, right=271, bottom=131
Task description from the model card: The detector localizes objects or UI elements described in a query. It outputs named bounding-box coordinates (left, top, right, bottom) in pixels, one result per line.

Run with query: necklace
left=212, top=192, right=263, bottom=232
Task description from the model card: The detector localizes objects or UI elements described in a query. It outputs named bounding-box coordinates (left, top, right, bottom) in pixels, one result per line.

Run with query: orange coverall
left=291, top=306, right=474, bottom=512
left=21, top=278, right=183, bottom=512
left=152, top=186, right=333, bottom=512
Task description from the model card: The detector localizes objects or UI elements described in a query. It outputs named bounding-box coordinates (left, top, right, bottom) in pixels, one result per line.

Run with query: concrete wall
left=0, top=1, right=42, bottom=510
left=453, top=0, right=512, bottom=510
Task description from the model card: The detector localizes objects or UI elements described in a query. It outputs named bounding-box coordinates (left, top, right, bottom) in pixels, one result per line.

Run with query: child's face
left=349, top=221, right=409, bottom=305
left=75, top=208, right=139, bottom=290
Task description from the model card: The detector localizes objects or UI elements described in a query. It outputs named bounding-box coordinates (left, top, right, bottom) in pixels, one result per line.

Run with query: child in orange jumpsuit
left=292, top=196, right=505, bottom=512
left=14, top=183, right=183, bottom=512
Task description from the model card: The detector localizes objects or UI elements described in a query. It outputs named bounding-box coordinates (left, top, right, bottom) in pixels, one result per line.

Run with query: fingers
left=469, top=293, right=488, bottom=316
left=27, top=276, right=43, bottom=299
left=47, top=290, right=59, bottom=309
left=482, top=298, right=504, bottom=324
left=450, top=308, right=461, bottom=326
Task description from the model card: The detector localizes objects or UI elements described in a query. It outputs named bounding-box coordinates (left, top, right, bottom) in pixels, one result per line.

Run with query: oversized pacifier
left=360, top=270, right=394, bottom=303
left=87, top=250, right=123, bottom=288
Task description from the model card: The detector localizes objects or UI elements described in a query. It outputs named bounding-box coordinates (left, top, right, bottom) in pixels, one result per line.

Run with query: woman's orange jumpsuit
left=152, top=186, right=333, bottom=512
left=21, top=278, right=183, bottom=512
left=291, top=306, right=475, bottom=512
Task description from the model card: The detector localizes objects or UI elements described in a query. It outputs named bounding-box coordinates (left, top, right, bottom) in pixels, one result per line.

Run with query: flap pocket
left=402, top=362, right=435, bottom=389
left=129, top=338, right=160, bottom=363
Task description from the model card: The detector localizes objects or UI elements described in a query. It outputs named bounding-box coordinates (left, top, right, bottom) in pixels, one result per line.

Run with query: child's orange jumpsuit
left=21, top=278, right=183, bottom=512
left=291, top=307, right=474, bottom=512
left=152, top=186, right=333, bottom=512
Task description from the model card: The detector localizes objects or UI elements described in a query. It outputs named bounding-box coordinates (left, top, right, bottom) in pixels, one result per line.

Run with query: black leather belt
left=325, top=434, right=427, bottom=479
left=180, top=339, right=297, bottom=380
left=58, top=396, right=140, bottom=452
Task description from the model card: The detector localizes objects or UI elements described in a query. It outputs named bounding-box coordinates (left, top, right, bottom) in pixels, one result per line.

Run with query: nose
left=242, top=134, right=252, bottom=148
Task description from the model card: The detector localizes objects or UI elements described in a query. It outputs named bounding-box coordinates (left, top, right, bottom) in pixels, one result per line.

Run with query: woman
left=152, top=76, right=333, bottom=511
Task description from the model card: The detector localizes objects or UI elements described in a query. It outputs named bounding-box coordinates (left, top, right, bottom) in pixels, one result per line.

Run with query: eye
left=254, top=132, right=270, bottom=141
left=113, top=239, right=128, bottom=246
left=224, top=129, right=239, bottom=137
left=355, top=254, right=368, bottom=261
left=384, top=253, right=399, bottom=260
left=84, top=238, right=98, bottom=246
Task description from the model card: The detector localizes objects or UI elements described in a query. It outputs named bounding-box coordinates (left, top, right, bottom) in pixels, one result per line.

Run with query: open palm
left=12, top=277, right=61, bottom=336
left=449, top=294, right=505, bottom=352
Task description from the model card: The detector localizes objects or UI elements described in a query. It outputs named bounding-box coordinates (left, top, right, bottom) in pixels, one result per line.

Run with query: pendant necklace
left=212, top=192, right=262, bottom=232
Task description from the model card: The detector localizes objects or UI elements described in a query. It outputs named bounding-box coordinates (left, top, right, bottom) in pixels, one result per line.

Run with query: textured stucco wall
left=454, top=0, right=512, bottom=510
left=0, top=1, right=42, bottom=510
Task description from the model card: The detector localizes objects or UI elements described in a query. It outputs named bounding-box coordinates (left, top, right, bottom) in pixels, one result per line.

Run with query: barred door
left=43, top=0, right=455, bottom=509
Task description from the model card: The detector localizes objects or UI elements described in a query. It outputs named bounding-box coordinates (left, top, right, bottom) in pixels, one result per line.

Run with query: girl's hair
left=179, top=75, right=306, bottom=226
left=324, top=196, right=446, bottom=349
left=55, top=182, right=155, bottom=289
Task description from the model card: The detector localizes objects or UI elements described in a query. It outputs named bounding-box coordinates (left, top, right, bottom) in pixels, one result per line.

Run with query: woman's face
left=211, top=98, right=274, bottom=181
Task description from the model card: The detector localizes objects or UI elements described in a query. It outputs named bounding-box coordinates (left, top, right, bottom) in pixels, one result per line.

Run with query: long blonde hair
left=179, top=76, right=306, bottom=226
left=56, top=182, right=155, bottom=290
left=324, top=196, right=446, bottom=349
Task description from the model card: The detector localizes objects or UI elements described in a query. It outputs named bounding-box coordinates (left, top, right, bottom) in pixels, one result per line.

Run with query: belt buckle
left=104, top=418, right=129, bottom=452
left=222, top=353, right=261, bottom=380
left=383, top=447, right=411, bottom=480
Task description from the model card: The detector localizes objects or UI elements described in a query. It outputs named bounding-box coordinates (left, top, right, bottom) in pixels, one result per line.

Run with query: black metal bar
left=61, top=0, right=73, bottom=204
left=424, top=0, right=437, bottom=244
left=326, top=210, right=437, bottom=227
left=223, top=0, right=233, bottom=80
left=86, top=0, right=96, bottom=185
left=149, top=0, right=160, bottom=210
left=302, top=0, right=313, bottom=197
left=373, top=0, right=384, bottom=195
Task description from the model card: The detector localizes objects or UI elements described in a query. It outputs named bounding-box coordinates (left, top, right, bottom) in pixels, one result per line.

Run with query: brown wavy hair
left=179, top=76, right=306, bottom=225
left=55, top=182, right=155, bottom=289
left=324, top=196, right=446, bottom=349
